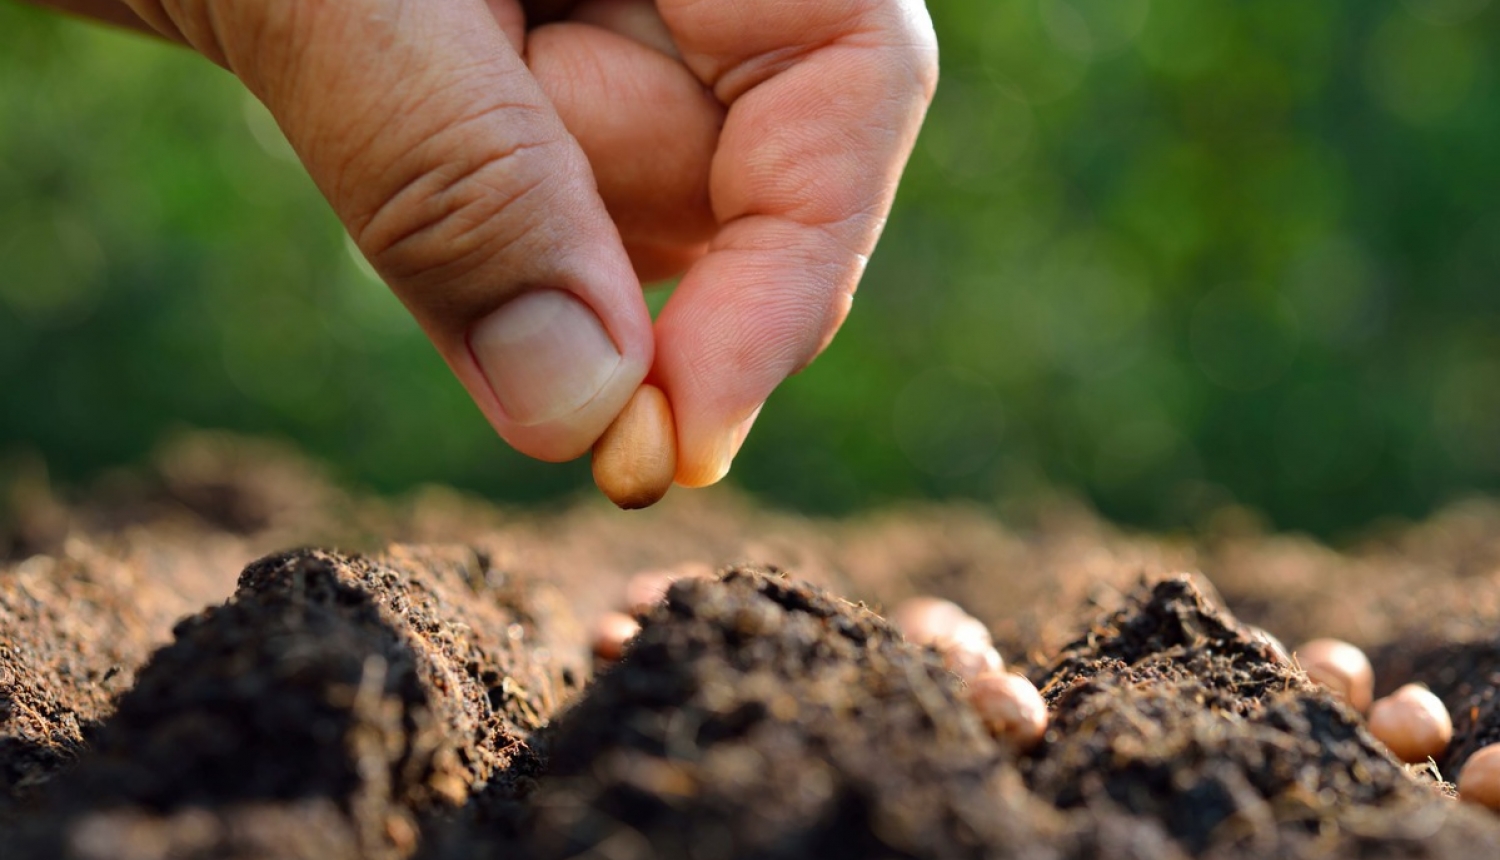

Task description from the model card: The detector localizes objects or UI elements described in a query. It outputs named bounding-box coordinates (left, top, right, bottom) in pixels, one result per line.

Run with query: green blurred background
left=1, top=0, right=1498, bottom=537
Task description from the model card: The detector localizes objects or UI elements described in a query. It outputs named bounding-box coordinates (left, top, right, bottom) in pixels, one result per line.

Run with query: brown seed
left=968, top=671, right=1048, bottom=751
left=591, top=611, right=641, bottom=662
left=1368, top=684, right=1452, bottom=764
left=942, top=641, right=1004, bottom=682
left=625, top=569, right=678, bottom=614
left=935, top=615, right=1001, bottom=681
left=1460, top=744, right=1500, bottom=811
left=1295, top=638, right=1374, bottom=712
left=890, top=596, right=970, bottom=647
left=592, top=384, right=677, bottom=510
left=624, top=563, right=712, bottom=614
left=938, top=615, right=994, bottom=649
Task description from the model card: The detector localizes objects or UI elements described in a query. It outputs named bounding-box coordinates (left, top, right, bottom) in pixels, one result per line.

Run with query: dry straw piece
left=1295, top=638, right=1374, bottom=713
left=1460, top=744, right=1500, bottom=811
left=592, top=383, right=677, bottom=509
left=1367, top=683, right=1452, bottom=764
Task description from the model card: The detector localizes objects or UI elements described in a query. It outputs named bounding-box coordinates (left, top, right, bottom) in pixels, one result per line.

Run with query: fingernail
left=469, top=291, right=623, bottom=426
left=678, top=403, right=763, bottom=488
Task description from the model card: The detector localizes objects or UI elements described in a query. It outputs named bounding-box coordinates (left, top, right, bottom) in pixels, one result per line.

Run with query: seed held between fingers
left=592, top=383, right=677, bottom=509
left=1367, top=683, right=1453, bottom=764
left=1295, top=638, right=1374, bottom=713
left=968, top=671, right=1048, bottom=751
left=1460, top=744, right=1500, bottom=811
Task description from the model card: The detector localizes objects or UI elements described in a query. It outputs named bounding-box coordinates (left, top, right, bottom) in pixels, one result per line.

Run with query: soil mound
left=6, top=435, right=1500, bottom=858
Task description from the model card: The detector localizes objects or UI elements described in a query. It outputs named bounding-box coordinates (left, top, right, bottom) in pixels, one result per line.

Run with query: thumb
left=139, top=0, right=653, bottom=462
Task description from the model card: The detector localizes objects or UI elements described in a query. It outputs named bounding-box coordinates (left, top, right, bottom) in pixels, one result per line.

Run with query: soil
left=6, top=432, right=1500, bottom=859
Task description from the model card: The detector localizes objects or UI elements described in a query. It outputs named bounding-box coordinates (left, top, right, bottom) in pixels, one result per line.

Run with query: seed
left=1295, top=638, right=1374, bottom=713
left=891, top=596, right=970, bottom=647
left=891, top=597, right=1002, bottom=681
left=968, top=671, right=1048, bottom=751
left=1460, top=744, right=1500, bottom=811
left=936, top=616, right=1002, bottom=681
left=939, top=615, right=994, bottom=649
left=591, top=611, right=641, bottom=662
left=592, top=384, right=677, bottom=510
left=1367, top=684, right=1452, bottom=764
left=943, top=641, right=1004, bottom=683
left=625, top=563, right=711, bottom=614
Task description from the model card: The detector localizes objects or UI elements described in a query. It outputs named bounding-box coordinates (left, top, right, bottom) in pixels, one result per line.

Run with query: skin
left=22, top=0, right=939, bottom=489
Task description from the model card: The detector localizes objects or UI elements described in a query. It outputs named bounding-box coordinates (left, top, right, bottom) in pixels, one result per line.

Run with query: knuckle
left=354, top=136, right=566, bottom=287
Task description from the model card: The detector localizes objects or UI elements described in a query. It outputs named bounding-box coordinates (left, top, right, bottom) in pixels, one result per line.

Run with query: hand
left=51, top=0, right=938, bottom=487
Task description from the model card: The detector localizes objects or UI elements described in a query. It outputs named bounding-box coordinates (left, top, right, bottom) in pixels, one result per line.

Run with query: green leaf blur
left=2, top=0, right=1498, bottom=536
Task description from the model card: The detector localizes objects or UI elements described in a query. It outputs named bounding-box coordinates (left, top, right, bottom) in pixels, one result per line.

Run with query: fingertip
left=673, top=401, right=762, bottom=488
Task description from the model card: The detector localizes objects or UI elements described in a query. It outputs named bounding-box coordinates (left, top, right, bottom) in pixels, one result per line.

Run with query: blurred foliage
left=1, top=0, right=1499, bottom=537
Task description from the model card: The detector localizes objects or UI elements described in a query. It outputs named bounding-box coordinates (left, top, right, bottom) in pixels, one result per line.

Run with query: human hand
left=52, top=0, right=938, bottom=489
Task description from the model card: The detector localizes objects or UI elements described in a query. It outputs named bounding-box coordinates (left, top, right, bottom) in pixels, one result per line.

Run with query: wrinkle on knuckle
left=355, top=137, right=560, bottom=285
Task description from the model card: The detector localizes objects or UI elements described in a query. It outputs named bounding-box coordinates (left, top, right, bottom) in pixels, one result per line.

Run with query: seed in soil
left=967, top=670, right=1048, bottom=751
left=942, top=640, right=1003, bottom=682
left=1461, top=744, right=1500, bottom=811
left=940, top=614, right=994, bottom=648
left=890, top=596, right=970, bottom=646
left=591, top=611, right=641, bottom=662
left=1295, top=637, right=1374, bottom=712
left=592, top=383, right=677, bottom=510
left=624, top=563, right=712, bottom=614
left=1367, top=683, right=1452, bottom=764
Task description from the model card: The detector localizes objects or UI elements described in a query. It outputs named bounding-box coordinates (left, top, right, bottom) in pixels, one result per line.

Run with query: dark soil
left=6, top=434, right=1500, bottom=859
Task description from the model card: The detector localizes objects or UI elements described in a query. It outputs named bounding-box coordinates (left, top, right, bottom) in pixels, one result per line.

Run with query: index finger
left=651, top=0, right=939, bottom=486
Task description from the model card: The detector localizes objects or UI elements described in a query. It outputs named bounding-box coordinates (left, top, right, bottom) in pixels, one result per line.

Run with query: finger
left=527, top=20, right=720, bottom=253
left=569, top=0, right=681, bottom=58
left=624, top=240, right=707, bottom=284
left=134, top=0, right=654, bottom=462
left=652, top=0, right=939, bottom=485
left=482, top=0, right=526, bottom=52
